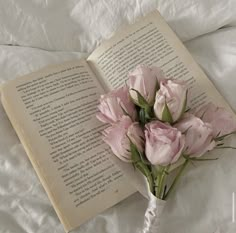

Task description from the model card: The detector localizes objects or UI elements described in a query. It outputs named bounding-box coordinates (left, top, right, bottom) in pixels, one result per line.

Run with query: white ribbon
left=142, top=193, right=166, bottom=233
left=109, top=154, right=166, bottom=232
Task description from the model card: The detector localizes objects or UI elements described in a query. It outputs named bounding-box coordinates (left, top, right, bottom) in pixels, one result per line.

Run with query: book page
left=1, top=60, right=135, bottom=232
left=87, top=10, right=232, bottom=111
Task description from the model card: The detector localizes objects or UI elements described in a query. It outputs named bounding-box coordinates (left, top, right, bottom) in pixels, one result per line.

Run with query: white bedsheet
left=0, top=1, right=236, bottom=233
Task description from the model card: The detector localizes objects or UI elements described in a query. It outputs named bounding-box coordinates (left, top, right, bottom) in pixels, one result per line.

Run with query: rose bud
left=96, top=86, right=137, bottom=124
left=154, top=79, right=187, bottom=123
left=175, top=113, right=215, bottom=157
left=145, top=121, right=185, bottom=166
left=103, top=116, right=144, bottom=162
left=195, top=102, right=236, bottom=138
left=128, top=65, right=163, bottom=107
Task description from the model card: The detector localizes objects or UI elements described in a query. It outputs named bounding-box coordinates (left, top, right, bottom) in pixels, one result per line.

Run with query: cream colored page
left=1, top=60, right=135, bottom=232
left=88, top=10, right=231, bottom=111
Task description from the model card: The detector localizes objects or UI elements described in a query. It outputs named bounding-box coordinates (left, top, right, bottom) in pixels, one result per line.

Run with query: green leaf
left=162, top=101, right=173, bottom=123
left=139, top=151, right=151, bottom=165
left=129, top=139, right=154, bottom=194
left=130, top=141, right=140, bottom=162
left=130, top=89, right=149, bottom=108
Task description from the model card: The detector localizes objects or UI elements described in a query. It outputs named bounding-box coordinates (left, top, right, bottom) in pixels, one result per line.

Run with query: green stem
left=135, top=162, right=154, bottom=194
left=152, top=166, right=159, bottom=197
left=145, top=105, right=153, bottom=119
left=157, top=165, right=170, bottom=199
left=189, top=157, right=218, bottom=161
left=164, top=159, right=189, bottom=200
left=154, top=182, right=159, bottom=197
left=147, top=172, right=154, bottom=194
left=154, top=171, right=160, bottom=197
left=215, top=146, right=236, bottom=149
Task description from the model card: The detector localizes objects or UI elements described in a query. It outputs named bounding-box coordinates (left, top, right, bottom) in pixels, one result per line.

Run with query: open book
left=0, top=10, right=232, bottom=232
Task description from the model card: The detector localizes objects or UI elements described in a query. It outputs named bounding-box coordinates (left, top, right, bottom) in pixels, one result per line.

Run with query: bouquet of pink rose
left=96, top=65, right=236, bottom=232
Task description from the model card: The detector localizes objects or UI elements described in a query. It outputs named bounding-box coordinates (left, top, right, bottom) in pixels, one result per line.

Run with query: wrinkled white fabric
left=0, top=0, right=236, bottom=233
left=0, top=0, right=236, bottom=52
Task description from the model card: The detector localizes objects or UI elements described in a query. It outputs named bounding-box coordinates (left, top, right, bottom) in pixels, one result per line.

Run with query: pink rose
left=145, top=121, right=185, bottom=166
left=103, top=116, right=144, bottom=162
left=175, top=113, right=215, bottom=157
left=195, top=102, right=236, bottom=138
left=154, top=80, right=187, bottom=123
left=96, top=86, right=137, bottom=124
left=128, top=65, right=163, bottom=106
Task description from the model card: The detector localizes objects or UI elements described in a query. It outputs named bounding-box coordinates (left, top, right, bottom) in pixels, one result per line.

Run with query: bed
left=0, top=1, right=236, bottom=232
